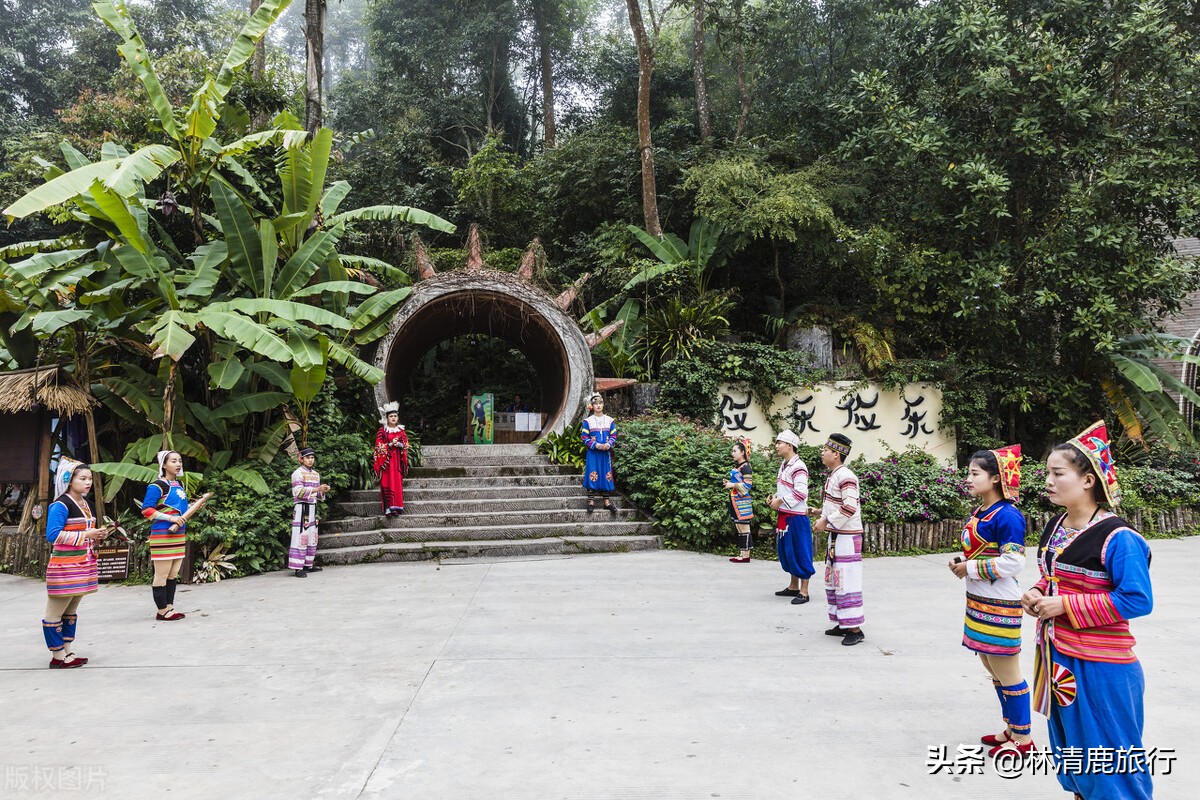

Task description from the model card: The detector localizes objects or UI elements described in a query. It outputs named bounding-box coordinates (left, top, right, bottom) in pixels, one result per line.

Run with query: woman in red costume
left=374, top=402, right=409, bottom=516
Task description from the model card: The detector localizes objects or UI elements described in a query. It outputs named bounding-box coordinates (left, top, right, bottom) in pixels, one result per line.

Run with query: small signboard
left=96, top=539, right=132, bottom=582
left=470, top=393, right=495, bottom=444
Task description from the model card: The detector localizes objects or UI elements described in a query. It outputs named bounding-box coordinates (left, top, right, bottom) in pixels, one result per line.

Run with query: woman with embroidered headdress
left=948, top=446, right=1034, bottom=758
left=374, top=402, right=409, bottom=516
left=1023, top=421, right=1153, bottom=799
left=141, top=450, right=190, bottom=621
left=724, top=438, right=755, bottom=563
left=41, top=458, right=108, bottom=668
left=581, top=393, right=617, bottom=515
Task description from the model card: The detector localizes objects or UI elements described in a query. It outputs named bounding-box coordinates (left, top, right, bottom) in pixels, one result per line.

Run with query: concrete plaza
left=0, top=539, right=1194, bottom=799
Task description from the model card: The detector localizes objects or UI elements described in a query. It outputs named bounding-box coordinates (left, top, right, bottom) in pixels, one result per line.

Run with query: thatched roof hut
left=0, top=365, right=94, bottom=416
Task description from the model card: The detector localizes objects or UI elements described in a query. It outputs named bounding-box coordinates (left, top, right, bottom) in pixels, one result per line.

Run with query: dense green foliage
left=657, top=341, right=820, bottom=423
left=4, top=0, right=1200, bottom=556
left=617, top=414, right=777, bottom=550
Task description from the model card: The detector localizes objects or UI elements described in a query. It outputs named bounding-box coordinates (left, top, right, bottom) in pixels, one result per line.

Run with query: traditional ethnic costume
left=582, top=399, right=617, bottom=511
left=42, top=458, right=99, bottom=668
left=1033, top=421, right=1153, bottom=800
left=821, top=438, right=864, bottom=636
left=141, top=451, right=190, bottom=616
left=960, top=445, right=1031, bottom=743
left=373, top=402, right=409, bottom=516
left=728, top=450, right=755, bottom=553
left=289, top=448, right=326, bottom=574
left=773, top=432, right=814, bottom=585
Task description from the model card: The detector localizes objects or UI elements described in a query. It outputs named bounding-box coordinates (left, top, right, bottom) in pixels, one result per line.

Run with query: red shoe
left=155, top=611, right=186, bottom=621
left=64, top=652, right=88, bottom=665
left=49, top=656, right=85, bottom=669
left=980, top=730, right=1012, bottom=747
left=729, top=557, right=750, bottom=563
left=989, top=739, right=1036, bottom=759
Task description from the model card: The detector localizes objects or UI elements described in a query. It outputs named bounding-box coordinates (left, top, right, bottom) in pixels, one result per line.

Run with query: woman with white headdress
left=41, top=458, right=109, bottom=668
left=140, top=450, right=190, bottom=620
left=373, top=402, right=409, bottom=516
left=581, top=393, right=617, bottom=515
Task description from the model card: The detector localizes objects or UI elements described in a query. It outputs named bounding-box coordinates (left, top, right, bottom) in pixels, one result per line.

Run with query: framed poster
left=470, top=393, right=494, bottom=444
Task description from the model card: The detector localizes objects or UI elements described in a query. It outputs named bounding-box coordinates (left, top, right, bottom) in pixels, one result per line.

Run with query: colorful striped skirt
left=149, top=529, right=187, bottom=561
left=46, top=546, right=98, bottom=597
left=963, top=591, right=1023, bottom=656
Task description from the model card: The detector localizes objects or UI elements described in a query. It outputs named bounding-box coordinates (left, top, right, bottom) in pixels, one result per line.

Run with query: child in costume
left=289, top=447, right=330, bottom=577
left=581, top=393, right=617, bottom=515
left=768, top=430, right=813, bottom=601
left=41, top=459, right=108, bottom=668
left=724, top=439, right=755, bottom=563
left=1023, top=420, right=1153, bottom=799
left=141, top=451, right=190, bottom=621
left=814, top=433, right=865, bottom=645
left=373, top=402, right=409, bottom=516
left=948, top=446, right=1033, bottom=756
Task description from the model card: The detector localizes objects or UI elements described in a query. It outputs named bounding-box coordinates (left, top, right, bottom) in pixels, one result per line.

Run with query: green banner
left=470, top=393, right=494, bottom=444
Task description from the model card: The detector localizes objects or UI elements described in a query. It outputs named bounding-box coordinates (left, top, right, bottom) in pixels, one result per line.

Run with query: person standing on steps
left=289, top=447, right=330, bottom=578
left=949, top=446, right=1033, bottom=757
left=141, top=451, right=190, bottom=621
left=768, top=430, right=814, bottom=602
left=1024, top=421, right=1153, bottom=799
left=725, top=439, right=755, bottom=563
left=815, top=433, right=865, bottom=646
left=41, top=458, right=108, bottom=668
left=581, top=393, right=617, bottom=515
left=374, top=402, right=409, bottom=517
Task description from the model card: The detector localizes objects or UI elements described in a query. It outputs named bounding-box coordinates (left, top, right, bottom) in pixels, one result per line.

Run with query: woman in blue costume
left=1023, top=420, right=1154, bottom=800
left=581, top=393, right=617, bottom=515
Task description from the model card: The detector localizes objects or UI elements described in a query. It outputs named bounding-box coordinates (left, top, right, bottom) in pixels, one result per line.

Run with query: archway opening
left=402, top=335, right=542, bottom=445
left=379, top=284, right=584, bottom=442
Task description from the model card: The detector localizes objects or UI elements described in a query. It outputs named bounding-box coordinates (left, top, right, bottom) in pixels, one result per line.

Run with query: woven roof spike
left=465, top=224, right=484, bottom=271
left=555, top=272, right=590, bottom=311
left=412, top=234, right=437, bottom=281
left=516, top=237, right=541, bottom=281
left=585, top=319, right=625, bottom=349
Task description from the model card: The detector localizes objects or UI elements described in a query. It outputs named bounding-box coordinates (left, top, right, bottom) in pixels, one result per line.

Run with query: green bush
left=538, top=429, right=586, bottom=469
left=1118, top=464, right=1200, bottom=512
left=854, top=447, right=972, bottom=523
left=656, top=341, right=820, bottom=424
left=618, top=414, right=777, bottom=550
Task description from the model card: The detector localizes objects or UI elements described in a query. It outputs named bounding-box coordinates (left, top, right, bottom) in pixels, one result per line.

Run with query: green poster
left=470, top=393, right=494, bottom=444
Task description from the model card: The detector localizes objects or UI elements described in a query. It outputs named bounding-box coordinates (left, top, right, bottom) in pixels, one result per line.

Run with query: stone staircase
left=317, top=443, right=660, bottom=565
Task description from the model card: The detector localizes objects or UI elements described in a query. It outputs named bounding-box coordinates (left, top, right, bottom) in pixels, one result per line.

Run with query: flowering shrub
left=853, top=448, right=972, bottom=523
left=1118, top=465, right=1200, bottom=511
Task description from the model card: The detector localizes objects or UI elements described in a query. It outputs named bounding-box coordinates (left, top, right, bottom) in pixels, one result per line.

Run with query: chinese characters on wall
left=717, top=382, right=956, bottom=465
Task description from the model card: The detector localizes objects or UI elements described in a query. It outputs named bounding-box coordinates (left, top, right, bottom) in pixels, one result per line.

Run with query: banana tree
left=1103, top=334, right=1200, bottom=450
left=1, top=0, right=454, bottom=495
left=624, top=218, right=729, bottom=296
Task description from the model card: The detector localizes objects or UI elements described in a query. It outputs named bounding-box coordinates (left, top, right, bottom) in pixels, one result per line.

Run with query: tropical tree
left=1, top=0, right=453, bottom=499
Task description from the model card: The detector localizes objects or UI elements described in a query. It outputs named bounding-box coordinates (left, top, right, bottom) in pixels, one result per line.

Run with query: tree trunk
left=304, top=0, right=326, bottom=136
left=533, top=0, right=556, bottom=148
left=74, top=329, right=105, bottom=520
left=250, top=0, right=268, bottom=129
left=733, top=0, right=751, bottom=143
left=161, top=360, right=178, bottom=452
left=626, top=0, right=662, bottom=237
left=692, top=0, right=711, bottom=142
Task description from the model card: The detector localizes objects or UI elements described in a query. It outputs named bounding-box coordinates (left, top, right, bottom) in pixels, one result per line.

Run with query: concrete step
left=318, top=520, right=655, bottom=548
left=341, top=485, right=587, bottom=504
left=407, top=464, right=577, bottom=479
left=421, top=443, right=539, bottom=458
left=334, top=495, right=632, bottom=517
left=377, top=474, right=583, bottom=492
left=316, top=534, right=662, bottom=565
left=419, top=454, right=552, bottom=469
left=561, top=535, right=662, bottom=554
left=323, top=507, right=643, bottom=535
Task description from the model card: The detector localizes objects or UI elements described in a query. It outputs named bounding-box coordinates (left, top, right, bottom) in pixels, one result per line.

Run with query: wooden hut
left=0, top=366, right=96, bottom=575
